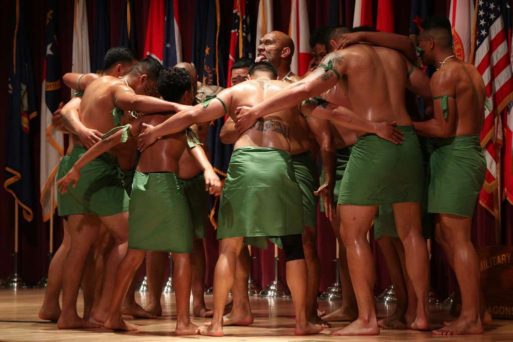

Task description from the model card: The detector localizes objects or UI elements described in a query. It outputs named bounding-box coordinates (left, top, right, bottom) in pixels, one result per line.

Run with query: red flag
left=353, top=0, right=373, bottom=28
left=474, top=0, right=513, bottom=215
left=143, top=0, right=165, bottom=62
left=449, top=0, right=473, bottom=62
left=376, top=0, right=394, bottom=32
left=289, top=0, right=311, bottom=76
left=227, top=0, right=247, bottom=87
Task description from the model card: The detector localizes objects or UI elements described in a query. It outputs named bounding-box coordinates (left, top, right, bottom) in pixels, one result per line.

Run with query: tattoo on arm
left=318, top=57, right=343, bottom=81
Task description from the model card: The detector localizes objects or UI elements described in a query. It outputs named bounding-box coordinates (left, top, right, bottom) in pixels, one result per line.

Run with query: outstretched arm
left=113, top=84, right=178, bottom=114
left=60, top=97, right=103, bottom=148
left=62, top=73, right=99, bottom=91
left=306, top=101, right=403, bottom=144
left=338, top=31, right=417, bottom=62
left=138, top=91, right=232, bottom=151
left=57, top=124, right=136, bottom=192
left=235, top=52, right=345, bottom=133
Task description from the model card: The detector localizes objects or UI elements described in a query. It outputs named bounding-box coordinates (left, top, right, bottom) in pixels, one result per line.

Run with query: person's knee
left=220, top=238, right=244, bottom=256
left=281, top=234, right=305, bottom=261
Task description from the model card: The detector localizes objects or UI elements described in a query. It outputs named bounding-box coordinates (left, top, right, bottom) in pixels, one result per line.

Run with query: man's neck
left=276, top=65, right=292, bottom=80
left=435, top=50, right=456, bottom=69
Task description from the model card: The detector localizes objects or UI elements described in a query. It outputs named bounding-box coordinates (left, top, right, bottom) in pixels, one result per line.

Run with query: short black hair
left=130, top=56, right=163, bottom=81
left=310, top=26, right=331, bottom=48
left=248, top=61, right=277, bottom=79
left=231, top=58, right=252, bottom=71
left=327, top=26, right=350, bottom=43
left=157, top=67, right=192, bottom=102
left=102, top=47, right=136, bottom=70
left=351, top=26, right=377, bottom=33
left=421, top=16, right=453, bottom=48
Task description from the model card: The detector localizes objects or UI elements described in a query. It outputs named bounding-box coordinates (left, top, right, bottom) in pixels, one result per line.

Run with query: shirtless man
left=138, top=62, right=323, bottom=337
left=236, top=41, right=432, bottom=336
left=58, top=67, right=221, bottom=334
left=55, top=57, right=178, bottom=329
left=39, top=47, right=137, bottom=322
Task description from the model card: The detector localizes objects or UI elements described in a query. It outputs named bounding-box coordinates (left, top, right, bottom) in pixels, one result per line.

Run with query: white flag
left=72, top=0, right=91, bottom=75
left=255, top=0, right=273, bottom=53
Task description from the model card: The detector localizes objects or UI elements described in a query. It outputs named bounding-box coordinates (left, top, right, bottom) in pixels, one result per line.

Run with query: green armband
left=433, top=95, right=455, bottom=120
left=102, top=124, right=132, bottom=143
left=202, top=96, right=228, bottom=114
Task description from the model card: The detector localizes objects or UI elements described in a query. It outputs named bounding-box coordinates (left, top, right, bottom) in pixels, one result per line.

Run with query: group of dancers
left=39, top=16, right=487, bottom=336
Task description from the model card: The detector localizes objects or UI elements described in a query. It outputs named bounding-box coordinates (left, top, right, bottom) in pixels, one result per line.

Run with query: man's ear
left=139, top=74, right=148, bottom=84
left=329, top=39, right=338, bottom=51
left=115, top=63, right=122, bottom=75
left=281, top=46, right=291, bottom=59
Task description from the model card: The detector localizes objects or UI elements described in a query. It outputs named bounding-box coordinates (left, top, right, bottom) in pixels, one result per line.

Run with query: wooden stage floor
left=0, top=289, right=512, bottom=341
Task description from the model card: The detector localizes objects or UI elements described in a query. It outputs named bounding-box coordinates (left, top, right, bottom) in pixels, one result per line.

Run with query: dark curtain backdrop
left=1, top=0, right=512, bottom=300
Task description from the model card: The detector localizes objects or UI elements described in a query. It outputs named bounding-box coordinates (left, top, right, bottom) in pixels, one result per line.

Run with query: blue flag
left=91, top=0, right=110, bottom=72
left=5, top=0, right=38, bottom=222
left=119, top=0, right=138, bottom=55
left=163, top=0, right=182, bottom=67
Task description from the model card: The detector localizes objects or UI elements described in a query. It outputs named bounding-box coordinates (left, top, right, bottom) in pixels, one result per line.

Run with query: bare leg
left=285, top=259, right=323, bottom=335
left=198, top=237, right=244, bottom=337
left=332, top=205, right=380, bottom=336
left=39, top=221, right=71, bottom=321
left=392, top=202, right=430, bottom=331
left=89, top=228, right=115, bottom=318
left=393, top=238, right=417, bottom=326
left=122, top=273, right=154, bottom=319
left=103, top=249, right=146, bottom=331
left=433, top=215, right=483, bottom=336
left=81, top=250, right=96, bottom=320
left=376, top=237, right=408, bottom=330
left=322, top=211, right=358, bottom=322
left=90, top=213, right=129, bottom=324
left=223, top=246, right=253, bottom=326
left=172, top=253, right=198, bottom=335
left=191, top=239, right=212, bottom=318
left=145, top=251, right=168, bottom=316
left=302, top=226, right=327, bottom=327
left=57, top=215, right=101, bottom=329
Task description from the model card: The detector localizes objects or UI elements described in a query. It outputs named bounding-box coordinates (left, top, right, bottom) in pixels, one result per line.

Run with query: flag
left=449, top=0, right=473, bottom=62
left=91, top=0, right=109, bottom=72
left=376, top=0, right=394, bottom=33
left=72, top=0, right=90, bottom=74
left=40, top=0, right=64, bottom=222
left=163, top=0, right=182, bottom=67
left=5, top=0, right=38, bottom=222
left=327, top=0, right=343, bottom=27
left=143, top=0, right=165, bottom=62
left=289, top=0, right=311, bottom=76
left=352, top=0, right=373, bottom=28
left=501, top=0, right=513, bottom=202
left=226, top=0, right=252, bottom=87
left=119, top=0, right=138, bottom=54
left=409, top=0, right=431, bottom=35
left=474, top=0, right=513, bottom=215
left=255, top=0, right=273, bottom=52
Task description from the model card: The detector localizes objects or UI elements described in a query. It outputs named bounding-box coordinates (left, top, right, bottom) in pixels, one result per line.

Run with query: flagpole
left=38, top=189, right=55, bottom=288
left=6, top=201, right=26, bottom=290
left=260, top=244, right=288, bottom=297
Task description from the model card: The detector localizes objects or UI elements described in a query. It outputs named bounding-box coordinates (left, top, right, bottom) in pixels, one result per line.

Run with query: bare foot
left=309, top=314, right=330, bottom=328
left=193, top=305, right=213, bottom=318
left=223, top=310, right=254, bottom=326
left=90, top=310, right=109, bottom=325
left=145, top=304, right=162, bottom=317
left=38, top=304, right=61, bottom=322
left=331, top=318, right=380, bottom=336
left=317, top=308, right=326, bottom=317
left=57, top=315, right=101, bottom=329
left=175, top=322, right=199, bottom=336
left=482, top=310, right=493, bottom=325
left=295, top=322, right=323, bottom=335
left=410, top=316, right=430, bottom=331
left=198, top=323, right=224, bottom=337
left=378, top=317, right=407, bottom=330
left=104, top=316, right=138, bottom=331
left=321, top=307, right=357, bottom=322
left=122, top=303, right=155, bottom=319
left=433, top=317, right=483, bottom=336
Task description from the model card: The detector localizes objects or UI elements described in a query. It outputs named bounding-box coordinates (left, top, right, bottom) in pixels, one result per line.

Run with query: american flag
left=474, top=0, right=513, bottom=215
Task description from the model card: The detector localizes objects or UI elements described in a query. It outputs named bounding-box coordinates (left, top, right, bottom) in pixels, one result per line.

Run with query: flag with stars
left=40, top=0, right=64, bottom=222
left=474, top=0, right=513, bottom=214
left=5, top=0, right=38, bottom=222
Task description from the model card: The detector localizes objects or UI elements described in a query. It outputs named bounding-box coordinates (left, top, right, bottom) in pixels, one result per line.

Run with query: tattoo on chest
left=253, top=119, right=289, bottom=137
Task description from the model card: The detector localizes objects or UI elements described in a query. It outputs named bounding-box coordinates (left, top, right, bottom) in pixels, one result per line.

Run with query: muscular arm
left=138, top=91, right=232, bottom=150
left=341, top=32, right=417, bottom=62
left=220, top=117, right=239, bottom=144
left=236, top=53, right=344, bottom=131
left=62, top=73, right=99, bottom=91
left=113, top=85, right=178, bottom=113
left=413, top=71, right=457, bottom=138
left=60, top=98, right=103, bottom=148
